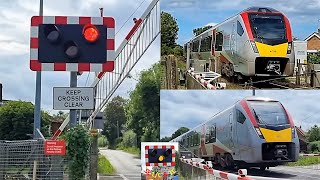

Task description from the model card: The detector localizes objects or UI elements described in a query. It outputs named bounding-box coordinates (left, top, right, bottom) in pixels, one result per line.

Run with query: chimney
left=0, top=83, right=2, bottom=103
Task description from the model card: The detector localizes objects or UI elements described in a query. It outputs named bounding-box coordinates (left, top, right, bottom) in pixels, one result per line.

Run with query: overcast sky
left=0, top=0, right=160, bottom=114
left=161, top=0, right=320, bottom=44
left=160, top=90, right=320, bottom=138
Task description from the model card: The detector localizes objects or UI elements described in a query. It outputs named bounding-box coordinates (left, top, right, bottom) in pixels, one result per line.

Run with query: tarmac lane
left=99, top=148, right=141, bottom=180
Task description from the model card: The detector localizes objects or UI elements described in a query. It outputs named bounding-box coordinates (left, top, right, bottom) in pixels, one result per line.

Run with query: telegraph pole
left=33, top=0, right=43, bottom=139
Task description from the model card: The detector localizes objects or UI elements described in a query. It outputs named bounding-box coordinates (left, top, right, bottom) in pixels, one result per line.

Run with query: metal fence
left=179, top=161, right=213, bottom=180
left=0, top=139, right=89, bottom=180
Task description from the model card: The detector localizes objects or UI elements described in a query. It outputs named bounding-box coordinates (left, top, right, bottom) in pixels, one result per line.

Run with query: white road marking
left=119, top=174, right=130, bottom=180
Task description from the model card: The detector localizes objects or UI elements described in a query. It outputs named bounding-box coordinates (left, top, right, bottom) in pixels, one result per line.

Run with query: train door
left=210, top=30, right=217, bottom=72
left=231, top=21, right=237, bottom=56
left=229, top=112, right=235, bottom=149
left=200, top=124, right=207, bottom=156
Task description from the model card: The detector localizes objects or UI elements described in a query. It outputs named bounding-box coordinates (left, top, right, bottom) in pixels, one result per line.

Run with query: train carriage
left=171, top=97, right=299, bottom=170
left=184, top=7, right=295, bottom=78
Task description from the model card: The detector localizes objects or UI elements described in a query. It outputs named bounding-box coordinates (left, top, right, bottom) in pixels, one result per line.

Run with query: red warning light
left=83, top=24, right=99, bottom=42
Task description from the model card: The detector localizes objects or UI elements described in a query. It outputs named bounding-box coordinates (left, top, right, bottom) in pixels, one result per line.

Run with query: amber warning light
left=83, top=24, right=99, bottom=42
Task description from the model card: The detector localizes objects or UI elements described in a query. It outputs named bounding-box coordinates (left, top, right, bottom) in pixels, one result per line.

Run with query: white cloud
left=206, top=23, right=217, bottom=27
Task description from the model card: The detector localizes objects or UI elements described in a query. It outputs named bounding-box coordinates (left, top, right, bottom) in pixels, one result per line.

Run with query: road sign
left=30, top=16, right=115, bottom=72
left=44, top=140, right=66, bottom=155
left=53, top=87, right=94, bottom=110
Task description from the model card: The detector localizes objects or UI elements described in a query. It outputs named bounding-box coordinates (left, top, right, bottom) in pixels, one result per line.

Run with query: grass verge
left=117, top=146, right=140, bottom=156
left=286, top=156, right=320, bottom=166
left=98, top=155, right=115, bottom=174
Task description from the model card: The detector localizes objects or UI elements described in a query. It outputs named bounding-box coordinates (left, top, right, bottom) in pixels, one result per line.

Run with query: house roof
left=305, top=32, right=320, bottom=41
left=295, top=126, right=306, bottom=137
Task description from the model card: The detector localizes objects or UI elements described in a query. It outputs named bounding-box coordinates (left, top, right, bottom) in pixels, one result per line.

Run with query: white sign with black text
left=53, top=87, right=94, bottom=110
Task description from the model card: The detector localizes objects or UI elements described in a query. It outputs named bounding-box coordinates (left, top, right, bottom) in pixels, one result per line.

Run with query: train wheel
left=219, top=155, right=226, bottom=168
left=214, top=154, right=221, bottom=164
left=221, top=63, right=227, bottom=76
left=225, top=153, right=234, bottom=169
left=227, top=63, right=234, bottom=77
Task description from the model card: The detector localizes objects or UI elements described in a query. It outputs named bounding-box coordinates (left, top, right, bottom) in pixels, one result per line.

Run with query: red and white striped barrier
left=51, top=0, right=160, bottom=139
left=300, top=154, right=320, bottom=156
left=180, top=158, right=253, bottom=180
left=189, top=71, right=216, bottom=90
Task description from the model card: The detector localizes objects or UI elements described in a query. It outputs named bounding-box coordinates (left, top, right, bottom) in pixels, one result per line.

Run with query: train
left=183, top=7, right=295, bottom=79
left=171, top=97, right=299, bottom=170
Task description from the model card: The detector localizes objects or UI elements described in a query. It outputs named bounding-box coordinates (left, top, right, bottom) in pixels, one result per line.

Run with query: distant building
left=304, top=29, right=320, bottom=55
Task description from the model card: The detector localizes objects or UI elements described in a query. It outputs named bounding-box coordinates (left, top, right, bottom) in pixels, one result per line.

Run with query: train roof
left=185, top=6, right=282, bottom=43
left=244, top=96, right=278, bottom=102
left=170, top=96, right=279, bottom=142
left=242, top=7, right=279, bottom=13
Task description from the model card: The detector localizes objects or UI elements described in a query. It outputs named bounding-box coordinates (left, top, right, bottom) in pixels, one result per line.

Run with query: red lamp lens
left=83, top=25, right=99, bottom=42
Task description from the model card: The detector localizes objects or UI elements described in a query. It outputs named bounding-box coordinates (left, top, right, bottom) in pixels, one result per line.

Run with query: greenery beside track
left=117, top=146, right=140, bottom=156
left=98, top=155, right=115, bottom=174
left=287, top=156, right=320, bottom=166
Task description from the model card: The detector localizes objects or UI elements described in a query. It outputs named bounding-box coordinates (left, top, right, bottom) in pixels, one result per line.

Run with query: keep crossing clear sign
left=53, top=87, right=94, bottom=110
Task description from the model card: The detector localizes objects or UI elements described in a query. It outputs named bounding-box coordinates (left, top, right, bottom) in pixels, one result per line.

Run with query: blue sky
left=160, top=90, right=320, bottom=138
left=0, top=0, right=159, bottom=114
left=161, top=0, right=320, bottom=45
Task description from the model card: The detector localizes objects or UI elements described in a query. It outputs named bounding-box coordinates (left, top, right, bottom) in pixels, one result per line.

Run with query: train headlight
left=255, top=127, right=264, bottom=139
left=250, top=41, right=259, bottom=53
left=287, top=42, right=292, bottom=54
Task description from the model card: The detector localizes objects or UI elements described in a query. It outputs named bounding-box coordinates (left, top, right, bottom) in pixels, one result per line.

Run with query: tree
left=161, top=11, right=179, bottom=48
left=126, top=62, right=162, bottom=145
left=307, top=125, right=320, bottom=142
left=308, top=52, right=320, bottom=64
left=171, top=127, right=189, bottom=140
left=102, top=96, right=127, bottom=148
left=53, top=111, right=68, bottom=120
left=0, top=101, right=51, bottom=140
left=160, top=136, right=171, bottom=142
left=193, top=25, right=212, bottom=36
left=121, top=130, right=137, bottom=148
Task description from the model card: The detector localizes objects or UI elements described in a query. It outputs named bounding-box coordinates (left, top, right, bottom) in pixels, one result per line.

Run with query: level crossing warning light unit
left=145, top=145, right=176, bottom=167
left=30, top=16, right=115, bottom=72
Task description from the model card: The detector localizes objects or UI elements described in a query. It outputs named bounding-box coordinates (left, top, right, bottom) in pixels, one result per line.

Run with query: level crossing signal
left=30, top=16, right=115, bottom=72
left=145, top=145, right=176, bottom=167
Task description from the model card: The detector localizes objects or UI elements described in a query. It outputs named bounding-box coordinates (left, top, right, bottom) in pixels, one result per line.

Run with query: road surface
left=99, top=148, right=141, bottom=180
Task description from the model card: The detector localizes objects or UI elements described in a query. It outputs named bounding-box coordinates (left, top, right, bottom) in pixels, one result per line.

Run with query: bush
left=122, top=130, right=137, bottom=148
left=98, top=135, right=108, bottom=147
left=310, top=142, right=320, bottom=153
left=65, top=125, right=91, bottom=179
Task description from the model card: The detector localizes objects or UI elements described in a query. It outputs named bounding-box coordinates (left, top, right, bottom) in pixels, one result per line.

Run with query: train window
left=237, top=21, right=244, bottom=36
left=205, top=126, right=210, bottom=144
left=236, top=110, right=246, bottom=124
left=215, top=32, right=223, bottom=51
left=192, top=40, right=199, bottom=52
left=200, top=36, right=212, bottom=52
left=209, top=125, right=216, bottom=143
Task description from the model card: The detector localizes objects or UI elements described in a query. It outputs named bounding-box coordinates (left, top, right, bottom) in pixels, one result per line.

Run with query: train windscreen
left=248, top=101, right=289, bottom=125
left=249, top=13, right=286, bottom=40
